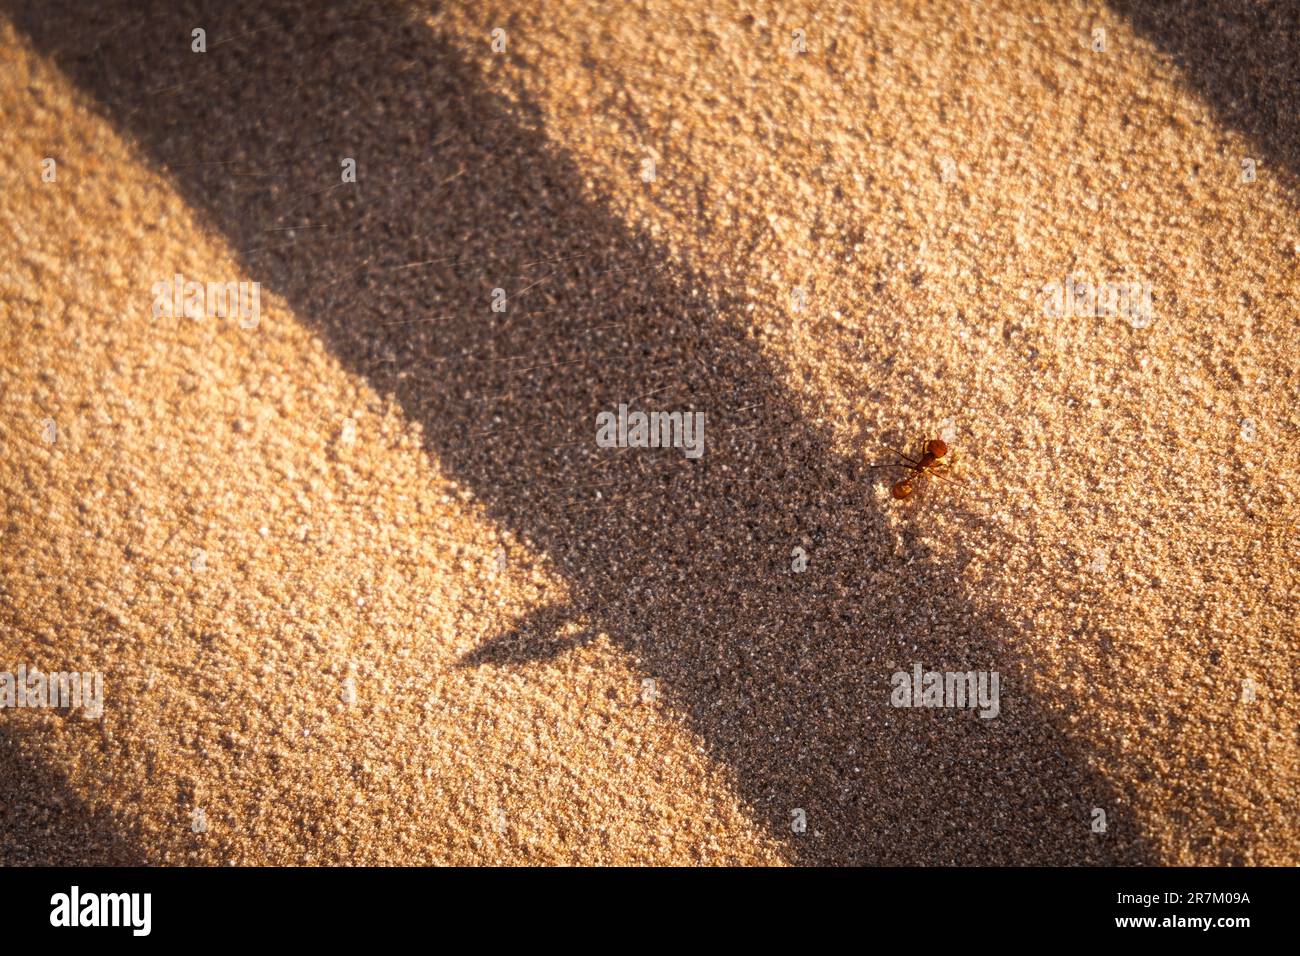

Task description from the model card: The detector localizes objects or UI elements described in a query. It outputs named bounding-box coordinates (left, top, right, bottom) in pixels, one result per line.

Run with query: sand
left=0, top=0, right=1295, bottom=866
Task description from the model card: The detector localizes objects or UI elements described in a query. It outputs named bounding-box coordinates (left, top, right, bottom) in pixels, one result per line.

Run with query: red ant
left=869, top=438, right=955, bottom=500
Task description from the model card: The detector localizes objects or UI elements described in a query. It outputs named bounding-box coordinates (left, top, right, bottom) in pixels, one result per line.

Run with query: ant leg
left=923, top=464, right=964, bottom=486
left=886, top=447, right=924, bottom=469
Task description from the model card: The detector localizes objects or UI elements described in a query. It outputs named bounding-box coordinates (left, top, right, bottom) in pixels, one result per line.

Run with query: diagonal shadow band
left=0, top=725, right=147, bottom=865
left=4, top=0, right=1154, bottom=864
left=1108, top=0, right=1300, bottom=193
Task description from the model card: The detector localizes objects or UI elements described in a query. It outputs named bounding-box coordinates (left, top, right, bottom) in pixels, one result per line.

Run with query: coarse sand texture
left=1, top=0, right=1296, bottom=865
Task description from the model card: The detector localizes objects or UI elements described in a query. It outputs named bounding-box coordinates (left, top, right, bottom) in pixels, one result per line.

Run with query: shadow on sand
left=0, top=724, right=149, bottom=865
left=2, top=0, right=1160, bottom=864
left=1110, top=0, right=1300, bottom=189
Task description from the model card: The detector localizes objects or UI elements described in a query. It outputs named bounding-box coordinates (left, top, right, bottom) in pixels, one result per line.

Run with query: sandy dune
left=1, top=0, right=1295, bottom=865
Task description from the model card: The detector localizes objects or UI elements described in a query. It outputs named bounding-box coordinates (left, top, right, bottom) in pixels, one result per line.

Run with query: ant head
left=926, top=439, right=948, bottom=458
left=891, top=480, right=914, bottom=500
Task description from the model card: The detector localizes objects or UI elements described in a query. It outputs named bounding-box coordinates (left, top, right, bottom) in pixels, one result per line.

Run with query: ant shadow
left=5, top=0, right=1153, bottom=863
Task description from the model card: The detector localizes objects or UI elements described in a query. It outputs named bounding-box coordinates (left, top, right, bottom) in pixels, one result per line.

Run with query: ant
left=869, top=438, right=955, bottom=500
